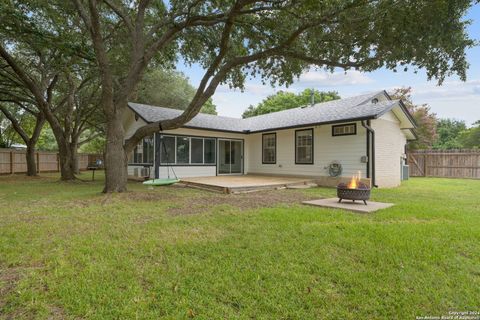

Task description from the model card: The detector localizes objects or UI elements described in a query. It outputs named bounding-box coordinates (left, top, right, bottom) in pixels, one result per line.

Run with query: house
left=123, top=90, right=416, bottom=188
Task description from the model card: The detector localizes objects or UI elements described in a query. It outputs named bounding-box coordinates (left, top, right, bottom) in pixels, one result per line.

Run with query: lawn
left=0, top=173, right=479, bottom=319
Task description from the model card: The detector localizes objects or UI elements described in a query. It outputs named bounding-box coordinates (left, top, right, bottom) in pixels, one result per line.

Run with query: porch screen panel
left=191, top=138, right=204, bottom=164
left=295, top=129, right=313, bottom=164
left=204, top=139, right=216, bottom=164
left=160, top=136, right=175, bottom=164
left=143, top=135, right=154, bottom=163
left=176, top=137, right=190, bottom=164
left=130, top=136, right=154, bottom=164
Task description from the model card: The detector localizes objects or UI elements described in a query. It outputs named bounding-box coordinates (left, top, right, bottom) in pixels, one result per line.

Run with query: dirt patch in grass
left=168, top=188, right=318, bottom=215
left=0, top=264, right=71, bottom=320
left=0, top=267, right=21, bottom=310
left=61, top=189, right=184, bottom=209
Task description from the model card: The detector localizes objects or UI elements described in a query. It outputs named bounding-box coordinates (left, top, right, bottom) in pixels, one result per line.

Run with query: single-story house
left=123, top=90, right=416, bottom=188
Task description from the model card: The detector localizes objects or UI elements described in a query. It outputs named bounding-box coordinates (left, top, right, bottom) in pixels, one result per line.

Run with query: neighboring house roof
left=10, top=143, right=27, bottom=149
left=128, top=90, right=416, bottom=134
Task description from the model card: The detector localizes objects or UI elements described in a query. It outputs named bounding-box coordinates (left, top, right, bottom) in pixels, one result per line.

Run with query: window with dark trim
left=262, top=133, right=276, bottom=164
left=295, top=129, right=313, bottom=164
left=159, top=135, right=216, bottom=165
left=332, top=123, right=357, bottom=136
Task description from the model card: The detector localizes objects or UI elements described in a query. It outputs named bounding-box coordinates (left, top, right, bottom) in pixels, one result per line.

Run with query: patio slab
left=303, top=198, right=394, bottom=213
left=181, top=175, right=317, bottom=193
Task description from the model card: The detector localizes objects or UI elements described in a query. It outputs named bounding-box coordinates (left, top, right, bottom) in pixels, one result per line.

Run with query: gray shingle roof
left=128, top=91, right=401, bottom=133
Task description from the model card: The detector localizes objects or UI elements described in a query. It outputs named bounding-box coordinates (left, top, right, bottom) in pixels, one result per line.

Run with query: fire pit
left=337, top=172, right=371, bottom=205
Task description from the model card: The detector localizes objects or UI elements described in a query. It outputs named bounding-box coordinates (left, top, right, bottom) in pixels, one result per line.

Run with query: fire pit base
left=338, top=198, right=367, bottom=205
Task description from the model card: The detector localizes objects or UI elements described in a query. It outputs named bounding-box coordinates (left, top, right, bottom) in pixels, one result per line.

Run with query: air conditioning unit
left=140, top=167, right=150, bottom=178
left=401, top=165, right=409, bottom=181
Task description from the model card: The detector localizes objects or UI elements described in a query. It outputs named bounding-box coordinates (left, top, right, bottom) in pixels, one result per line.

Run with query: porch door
left=218, top=139, right=243, bottom=174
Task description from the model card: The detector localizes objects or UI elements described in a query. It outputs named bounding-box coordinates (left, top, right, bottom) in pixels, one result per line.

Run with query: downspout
left=361, top=120, right=378, bottom=188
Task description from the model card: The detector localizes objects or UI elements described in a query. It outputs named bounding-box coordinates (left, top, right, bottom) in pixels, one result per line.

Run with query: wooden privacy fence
left=408, top=149, right=480, bottom=179
left=0, top=148, right=103, bottom=174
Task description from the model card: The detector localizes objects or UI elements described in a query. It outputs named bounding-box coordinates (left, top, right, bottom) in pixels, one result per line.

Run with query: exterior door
left=218, top=139, right=243, bottom=174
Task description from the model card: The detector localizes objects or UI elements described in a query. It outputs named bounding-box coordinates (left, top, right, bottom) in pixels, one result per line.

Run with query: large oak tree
left=76, top=0, right=476, bottom=192
left=0, top=0, right=104, bottom=179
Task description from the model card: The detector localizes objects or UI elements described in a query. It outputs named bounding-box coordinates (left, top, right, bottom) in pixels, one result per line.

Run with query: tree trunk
left=25, top=143, right=37, bottom=176
left=69, top=141, right=80, bottom=174
left=103, top=111, right=128, bottom=193
left=56, top=139, right=76, bottom=181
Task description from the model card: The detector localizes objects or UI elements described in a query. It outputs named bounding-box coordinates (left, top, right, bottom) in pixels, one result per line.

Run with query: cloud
left=298, top=70, right=374, bottom=86
left=412, top=79, right=480, bottom=101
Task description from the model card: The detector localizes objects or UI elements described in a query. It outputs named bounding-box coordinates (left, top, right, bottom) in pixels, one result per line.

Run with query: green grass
left=0, top=173, right=479, bottom=319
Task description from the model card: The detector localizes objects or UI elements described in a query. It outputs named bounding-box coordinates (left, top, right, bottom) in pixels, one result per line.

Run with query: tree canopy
left=134, top=69, right=217, bottom=115
left=242, top=89, right=340, bottom=118
left=433, top=119, right=468, bottom=149
left=459, top=120, right=480, bottom=149
left=390, top=87, right=438, bottom=150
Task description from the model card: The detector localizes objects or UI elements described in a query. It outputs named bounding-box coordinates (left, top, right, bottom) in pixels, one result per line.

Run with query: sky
left=177, top=5, right=480, bottom=126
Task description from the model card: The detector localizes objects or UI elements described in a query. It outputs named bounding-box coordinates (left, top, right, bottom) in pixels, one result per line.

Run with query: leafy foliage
left=134, top=69, right=217, bottom=115
left=242, top=89, right=340, bottom=118
left=79, top=134, right=106, bottom=154
left=433, top=119, right=468, bottom=149
left=458, top=120, right=480, bottom=149
left=390, top=87, right=437, bottom=150
left=0, top=113, right=16, bottom=147
left=36, top=127, right=58, bottom=151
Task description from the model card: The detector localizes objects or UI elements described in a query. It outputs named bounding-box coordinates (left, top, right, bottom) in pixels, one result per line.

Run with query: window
left=204, top=139, right=216, bottom=164
left=332, top=123, right=357, bottom=136
left=130, top=135, right=154, bottom=164
left=191, top=138, right=204, bottom=164
left=295, top=129, right=313, bottom=164
left=262, top=133, right=276, bottom=164
left=160, top=135, right=216, bottom=165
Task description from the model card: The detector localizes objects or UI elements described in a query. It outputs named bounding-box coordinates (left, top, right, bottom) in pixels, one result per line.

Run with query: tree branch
left=0, top=104, right=30, bottom=143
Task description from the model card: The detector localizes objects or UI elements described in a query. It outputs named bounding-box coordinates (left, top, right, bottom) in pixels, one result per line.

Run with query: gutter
left=361, top=120, right=378, bottom=188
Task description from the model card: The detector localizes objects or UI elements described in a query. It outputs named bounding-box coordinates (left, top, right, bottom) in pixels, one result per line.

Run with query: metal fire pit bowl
left=337, top=182, right=371, bottom=205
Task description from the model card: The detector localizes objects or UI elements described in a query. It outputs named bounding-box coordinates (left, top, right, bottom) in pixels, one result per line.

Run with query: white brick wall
left=246, top=122, right=368, bottom=178
left=372, top=111, right=407, bottom=187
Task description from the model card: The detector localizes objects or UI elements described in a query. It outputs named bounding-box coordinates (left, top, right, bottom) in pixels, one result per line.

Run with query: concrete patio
left=303, top=198, right=394, bottom=213
left=180, top=175, right=317, bottom=193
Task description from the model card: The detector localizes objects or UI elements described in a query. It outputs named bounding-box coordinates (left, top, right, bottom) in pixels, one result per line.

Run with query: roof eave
left=248, top=116, right=377, bottom=134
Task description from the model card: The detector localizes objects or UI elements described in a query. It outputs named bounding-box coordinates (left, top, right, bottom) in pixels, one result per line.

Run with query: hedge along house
left=123, top=91, right=417, bottom=188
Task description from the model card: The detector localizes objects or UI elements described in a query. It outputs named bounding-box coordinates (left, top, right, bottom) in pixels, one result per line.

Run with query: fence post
left=36, top=152, right=40, bottom=173
left=423, top=153, right=427, bottom=177
left=10, top=151, right=14, bottom=174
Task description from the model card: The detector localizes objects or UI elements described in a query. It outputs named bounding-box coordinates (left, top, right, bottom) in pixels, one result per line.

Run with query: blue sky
left=178, top=5, right=480, bottom=126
